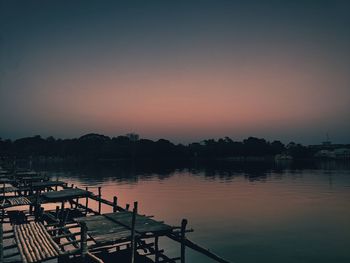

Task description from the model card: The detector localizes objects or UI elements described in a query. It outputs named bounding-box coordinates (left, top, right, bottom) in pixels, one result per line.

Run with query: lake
left=35, top=161, right=350, bottom=263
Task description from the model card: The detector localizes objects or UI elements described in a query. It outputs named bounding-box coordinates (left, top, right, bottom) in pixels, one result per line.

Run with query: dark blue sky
left=1, top=0, right=349, bottom=143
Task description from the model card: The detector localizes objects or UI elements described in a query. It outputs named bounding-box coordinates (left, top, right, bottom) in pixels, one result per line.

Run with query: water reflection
left=33, top=160, right=350, bottom=184
left=31, top=160, right=350, bottom=263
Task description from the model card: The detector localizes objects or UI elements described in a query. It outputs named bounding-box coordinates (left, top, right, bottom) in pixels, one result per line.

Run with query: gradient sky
left=1, top=0, right=349, bottom=144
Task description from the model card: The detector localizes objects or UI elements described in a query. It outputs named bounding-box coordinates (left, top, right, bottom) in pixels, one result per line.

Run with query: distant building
left=314, top=150, right=335, bottom=159
left=334, top=148, right=350, bottom=159
left=275, top=153, right=293, bottom=161
left=310, top=136, right=350, bottom=160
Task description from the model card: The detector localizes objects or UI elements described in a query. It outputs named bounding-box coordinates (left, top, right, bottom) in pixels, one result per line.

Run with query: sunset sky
left=1, top=0, right=349, bottom=144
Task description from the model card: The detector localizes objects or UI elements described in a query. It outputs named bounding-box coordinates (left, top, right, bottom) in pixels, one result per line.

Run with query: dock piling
left=0, top=223, right=3, bottom=262
left=98, top=187, right=102, bottom=214
left=113, top=196, right=118, bottom=212
left=155, top=236, right=159, bottom=263
left=130, top=201, right=138, bottom=263
left=85, top=187, right=89, bottom=215
left=181, top=219, right=188, bottom=263
left=80, top=222, right=88, bottom=261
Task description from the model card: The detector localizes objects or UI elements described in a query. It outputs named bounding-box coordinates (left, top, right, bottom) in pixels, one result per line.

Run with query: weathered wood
left=85, top=187, right=89, bottom=215
left=3, top=243, right=17, bottom=250
left=53, top=232, right=79, bottom=242
left=3, top=234, right=15, bottom=240
left=87, top=252, right=104, bottom=263
left=48, top=224, right=80, bottom=232
left=21, top=181, right=66, bottom=191
left=13, top=225, right=28, bottom=263
left=98, top=187, right=102, bottom=214
left=70, top=200, right=99, bottom=215
left=13, top=222, right=63, bottom=263
left=3, top=250, right=20, bottom=258
left=0, top=223, right=3, bottom=263
left=0, top=186, right=19, bottom=193
left=0, top=197, right=32, bottom=208
left=130, top=201, right=138, bottom=263
left=180, top=219, right=187, bottom=263
left=155, top=236, right=159, bottom=263
left=60, top=202, right=65, bottom=219
left=60, top=239, right=79, bottom=247
left=103, top=212, right=172, bottom=234
left=75, top=215, right=132, bottom=244
left=167, top=233, right=232, bottom=263
left=31, top=223, right=56, bottom=258
left=41, top=188, right=90, bottom=203
left=113, top=196, right=118, bottom=212
left=80, top=222, right=88, bottom=260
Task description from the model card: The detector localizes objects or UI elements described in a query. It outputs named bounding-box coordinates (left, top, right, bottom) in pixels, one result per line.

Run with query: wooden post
left=0, top=223, right=3, bottom=263
left=55, top=206, right=60, bottom=220
left=130, top=201, right=138, bottom=263
left=98, top=187, right=102, bottom=214
left=54, top=206, right=60, bottom=236
left=80, top=222, right=88, bottom=261
left=55, top=178, right=58, bottom=191
left=113, top=196, right=118, bottom=212
left=155, top=236, right=159, bottom=263
left=126, top=203, right=130, bottom=211
left=181, top=219, right=188, bottom=263
left=39, top=207, right=44, bottom=222
left=75, top=187, right=79, bottom=208
left=85, top=187, right=89, bottom=215
left=34, top=191, right=40, bottom=220
left=60, top=201, right=65, bottom=221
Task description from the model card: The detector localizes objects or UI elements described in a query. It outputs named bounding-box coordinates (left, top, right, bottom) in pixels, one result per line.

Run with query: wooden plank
left=41, top=189, right=91, bottom=202
left=30, top=181, right=65, bottom=188
left=0, top=186, right=19, bottom=193
left=104, top=212, right=172, bottom=234
left=0, top=179, right=14, bottom=184
left=75, top=215, right=132, bottom=244
left=13, top=222, right=64, bottom=263
left=75, top=211, right=172, bottom=246
left=1, top=197, right=32, bottom=208
left=19, top=176, right=47, bottom=182
left=15, top=171, right=37, bottom=177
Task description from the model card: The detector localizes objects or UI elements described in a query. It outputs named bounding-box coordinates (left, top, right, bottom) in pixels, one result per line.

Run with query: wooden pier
left=0, top=166, right=232, bottom=263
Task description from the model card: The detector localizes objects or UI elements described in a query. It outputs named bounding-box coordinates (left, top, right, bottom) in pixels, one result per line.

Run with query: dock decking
left=14, top=222, right=62, bottom=263
left=75, top=211, right=172, bottom=245
left=0, top=166, right=232, bottom=263
left=1, top=196, right=32, bottom=209
left=41, top=188, right=91, bottom=203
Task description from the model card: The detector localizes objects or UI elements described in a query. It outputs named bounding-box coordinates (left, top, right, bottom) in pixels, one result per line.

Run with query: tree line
left=0, top=133, right=314, bottom=161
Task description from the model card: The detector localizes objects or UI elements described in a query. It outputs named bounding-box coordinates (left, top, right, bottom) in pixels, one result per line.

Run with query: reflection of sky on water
left=33, top=162, right=350, bottom=263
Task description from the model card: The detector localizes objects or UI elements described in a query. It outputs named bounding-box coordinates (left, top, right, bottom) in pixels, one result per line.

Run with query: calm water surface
left=39, top=162, right=350, bottom=263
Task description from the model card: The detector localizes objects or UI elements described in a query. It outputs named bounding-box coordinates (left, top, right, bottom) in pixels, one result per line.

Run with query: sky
left=0, top=0, right=349, bottom=144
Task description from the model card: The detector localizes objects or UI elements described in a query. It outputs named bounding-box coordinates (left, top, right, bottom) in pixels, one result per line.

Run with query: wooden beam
left=87, top=252, right=104, bottom=263
left=167, top=234, right=232, bottom=263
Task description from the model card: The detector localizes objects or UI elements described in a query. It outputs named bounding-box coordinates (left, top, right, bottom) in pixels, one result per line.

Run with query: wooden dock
left=0, top=166, right=232, bottom=263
